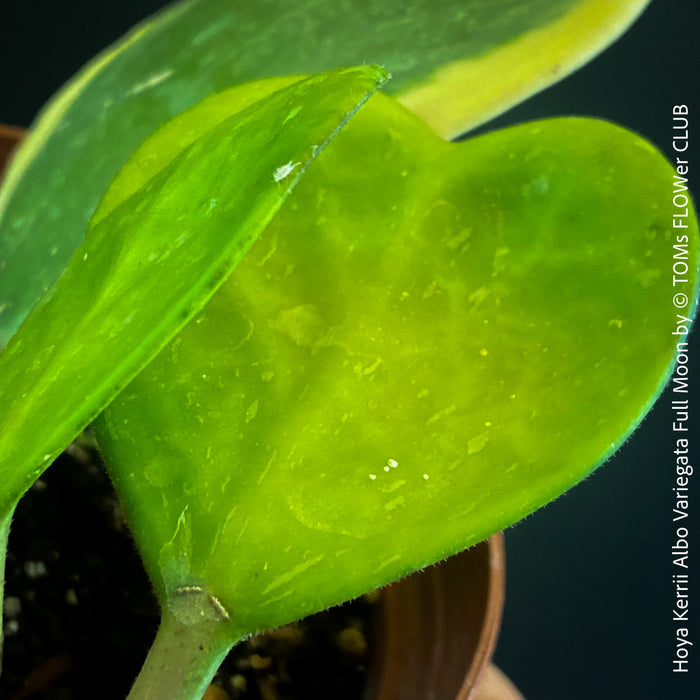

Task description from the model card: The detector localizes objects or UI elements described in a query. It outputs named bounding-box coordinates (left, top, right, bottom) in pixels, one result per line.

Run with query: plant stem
left=127, top=607, right=236, bottom=700
left=0, top=504, right=14, bottom=675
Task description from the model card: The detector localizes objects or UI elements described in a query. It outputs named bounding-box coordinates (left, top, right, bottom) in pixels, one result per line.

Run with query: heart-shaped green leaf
left=0, top=66, right=386, bottom=514
left=0, top=0, right=651, bottom=347
left=96, top=92, right=698, bottom=639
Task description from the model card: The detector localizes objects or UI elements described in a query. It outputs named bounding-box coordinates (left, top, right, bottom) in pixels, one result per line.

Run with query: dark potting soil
left=1, top=438, right=374, bottom=700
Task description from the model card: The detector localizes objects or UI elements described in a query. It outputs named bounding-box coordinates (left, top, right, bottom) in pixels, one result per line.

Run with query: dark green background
left=1, top=1, right=698, bottom=698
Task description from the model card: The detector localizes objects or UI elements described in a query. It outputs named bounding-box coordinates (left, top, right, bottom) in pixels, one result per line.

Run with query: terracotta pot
left=0, top=125, right=24, bottom=171
left=0, top=126, right=521, bottom=700
left=369, top=534, right=515, bottom=700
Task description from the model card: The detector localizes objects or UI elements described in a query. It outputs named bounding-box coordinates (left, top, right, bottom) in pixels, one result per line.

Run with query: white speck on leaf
left=273, top=161, right=301, bottom=182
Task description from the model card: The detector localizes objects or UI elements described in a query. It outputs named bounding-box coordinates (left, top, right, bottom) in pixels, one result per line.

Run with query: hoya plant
left=0, top=1, right=697, bottom=699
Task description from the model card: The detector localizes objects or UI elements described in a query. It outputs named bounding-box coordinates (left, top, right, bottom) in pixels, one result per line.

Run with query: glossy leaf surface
left=0, top=66, right=385, bottom=513
left=0, top=0, right=651, bottom=346
left=97, top=93, right=698, bottom=638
